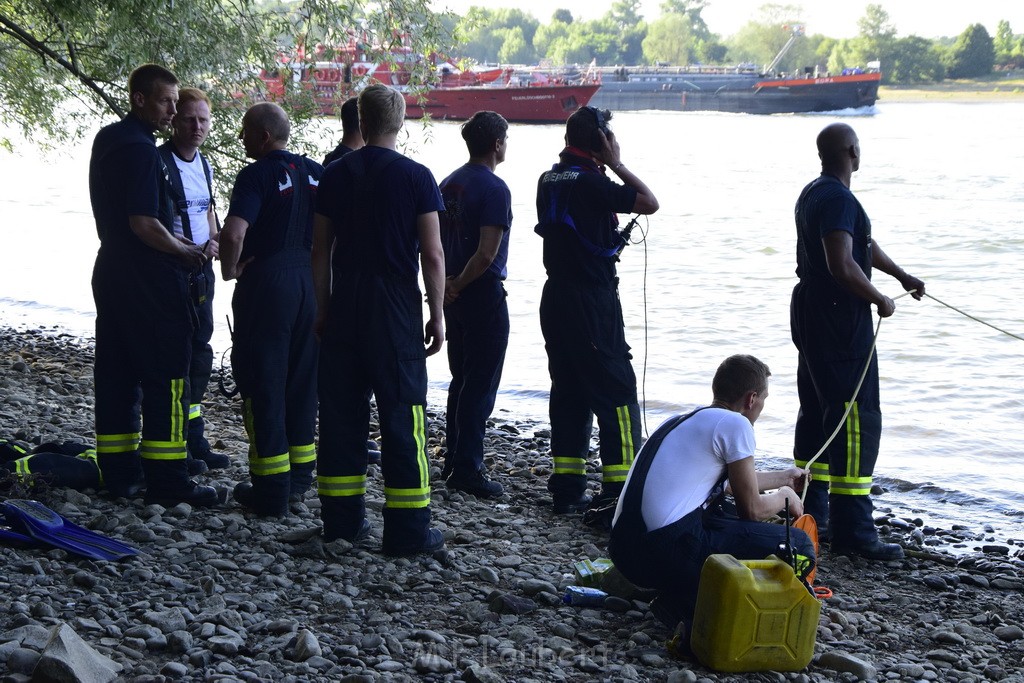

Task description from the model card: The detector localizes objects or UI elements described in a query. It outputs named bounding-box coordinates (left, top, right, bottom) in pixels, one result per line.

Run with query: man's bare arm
left=219, top=216, right=250, bottom=281
left=417, top=211, right=445, bottom=356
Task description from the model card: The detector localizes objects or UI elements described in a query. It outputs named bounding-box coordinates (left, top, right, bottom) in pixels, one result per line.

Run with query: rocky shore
left=1, top=326, right=1023, bottom=682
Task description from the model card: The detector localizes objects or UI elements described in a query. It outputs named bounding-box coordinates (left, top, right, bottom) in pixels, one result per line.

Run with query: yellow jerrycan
left=690, top=554, right=820, bottom=672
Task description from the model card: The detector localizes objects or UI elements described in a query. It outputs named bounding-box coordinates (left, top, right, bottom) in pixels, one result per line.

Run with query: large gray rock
left=817, top=651, right=877, bottom=681
left=32, top=623, right=121, bottom=683
left=292, top=628, right=322, bottom=661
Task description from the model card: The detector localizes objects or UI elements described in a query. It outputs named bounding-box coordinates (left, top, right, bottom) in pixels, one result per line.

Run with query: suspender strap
left=617, top=407, right=714, bottom=533
left=535, top=164, right=625, bottom=258
left=158, top=144, right=215, bottom=242
left=276, top=156, right=311, bottom=251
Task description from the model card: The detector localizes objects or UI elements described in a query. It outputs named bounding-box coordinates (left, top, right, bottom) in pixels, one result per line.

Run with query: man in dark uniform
left=322, top=97, right=364, bottom=166
left=158, top=87, right=229, bottom=472
left=535, top=106, right=659, bottom=515
left=791, top=122, right=924, bottom=560
left=220, top=102, right=323, bottom=517
left=438, top=111, right=512, bottom=498
left=89, top=63, right=223, bottom=507
left=313, top=84, right=446, bottom=556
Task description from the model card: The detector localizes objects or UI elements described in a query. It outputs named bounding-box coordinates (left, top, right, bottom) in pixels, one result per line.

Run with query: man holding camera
left=534, top=106, right=659, bottom=516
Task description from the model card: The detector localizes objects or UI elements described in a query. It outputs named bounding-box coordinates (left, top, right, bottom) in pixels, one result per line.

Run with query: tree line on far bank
left=1, top=0, right=1017, bottom=177
left=449, top=1, right=1021, bottom=85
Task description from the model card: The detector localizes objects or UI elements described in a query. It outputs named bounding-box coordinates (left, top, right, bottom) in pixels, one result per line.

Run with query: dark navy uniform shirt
left=323, top=143, right=355, bottom=167
left=316, top=146, right=444, bottom=280
left=89, top=113, right=176, bottom=257
left=795, top=173, right=872, bottom=287
left=227, top=150, right=324, bottom=262
left=439, top=163, right=512, bottom=280
left=535, top=150, right=637, bottom=286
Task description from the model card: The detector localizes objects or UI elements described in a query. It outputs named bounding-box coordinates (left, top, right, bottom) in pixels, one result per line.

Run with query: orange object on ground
left=793, top=514, right=819, bottom=584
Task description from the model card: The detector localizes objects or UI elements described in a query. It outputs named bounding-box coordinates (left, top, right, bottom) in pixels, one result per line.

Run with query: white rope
left=798, top=289, right=916, bottom=503
left=923, top=293, right=1024, bottom=342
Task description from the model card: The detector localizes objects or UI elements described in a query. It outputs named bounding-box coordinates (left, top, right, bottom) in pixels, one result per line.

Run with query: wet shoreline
left=1, top=325, right=1023, bottom=681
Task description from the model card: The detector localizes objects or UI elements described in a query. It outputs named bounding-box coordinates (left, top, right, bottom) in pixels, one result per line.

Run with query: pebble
left=0, top=328, right=1023, bottom=683
left=994, top=625, right=1024, bottom=642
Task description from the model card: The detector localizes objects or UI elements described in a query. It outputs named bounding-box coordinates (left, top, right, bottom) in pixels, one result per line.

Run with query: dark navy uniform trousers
left=540, top=278, right=640, bottom=501
left=443, top=275, right=509, bottom=478
left=318, top=272, right=433, bottom=549
left=791, top=279, right=883, bottom=545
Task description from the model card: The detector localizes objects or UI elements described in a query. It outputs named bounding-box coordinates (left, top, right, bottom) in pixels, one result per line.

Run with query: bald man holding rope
left=791, top=123, right=924, bottom=561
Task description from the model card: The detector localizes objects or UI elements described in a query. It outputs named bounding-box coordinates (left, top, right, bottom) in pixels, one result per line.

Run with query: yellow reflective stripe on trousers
left=2, top=441, right=27, bottom=455
left=384, top=485, right=431, bottom=509
left=250, top=452, right=290, bottom=477
left=140, top=440, right=187, bottom=461
left=189, top=404, right=202, bottom=421
left=170, top=378, right=186, bottom=442
left=318, top=475, right=367, bottom=497
left=289, top=443, right=316, bottom=465
left=845, top=401, right=861, bottom=480
left=602, top=463, right=631, bottom=483
left=412, top=405, right=429, bottom=489
left=794, top=459, right=832, bottom=483
left=14, top=456, right=31, bottom=481
left=95, top=433, right=141, bottom=454
left=830, top=474, right=872, bottom=496
left=82, top=449, right=104, bottom=487
left=616, top=405, right=635, bottom=470
left=553, top=457, right=586, bottom=475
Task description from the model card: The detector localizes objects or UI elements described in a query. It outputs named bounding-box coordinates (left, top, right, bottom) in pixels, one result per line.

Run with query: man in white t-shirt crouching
left=609, top=354, right=815, bottom=634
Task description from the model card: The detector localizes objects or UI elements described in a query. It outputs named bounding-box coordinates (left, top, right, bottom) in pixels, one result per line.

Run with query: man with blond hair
left=159, top=87, right=228, bottom=472
left=313, top=85, right=447, bottom=556
left=610, top=355, right=814, bottom=633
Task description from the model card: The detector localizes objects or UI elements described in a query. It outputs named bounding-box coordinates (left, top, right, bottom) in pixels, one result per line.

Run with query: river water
left=2, top=102, right=1022, bottom=536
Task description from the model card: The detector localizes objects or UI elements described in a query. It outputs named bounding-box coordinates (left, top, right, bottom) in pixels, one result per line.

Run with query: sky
left=431, top=0, right=1024, bottom=40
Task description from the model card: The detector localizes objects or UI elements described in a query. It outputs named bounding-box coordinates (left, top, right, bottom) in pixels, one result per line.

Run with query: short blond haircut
left=359, top=84, right=405, bottom=138
left=177, top=87, right=211, bottom=110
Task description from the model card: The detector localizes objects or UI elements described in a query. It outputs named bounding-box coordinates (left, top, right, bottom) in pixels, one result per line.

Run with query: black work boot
left=187, top=417, right=230, bottom=469
left=549, top=473, right=590, bottom=514
left=289, top=461, right=316, bottom=503
left=445, top=468, right=503, bottom=498
left=234, top=472, right=290, bottom=517
left=186, top=454, right=209, bottom=476
left=97, top=451, right=145, bottom=498
left=320, top=496, right=369, bottom=543
left=142, top=458, right=226, bottom=507
left=382, top=507, right=445, bottom=557
left=829, top=494, right=903, bottom=560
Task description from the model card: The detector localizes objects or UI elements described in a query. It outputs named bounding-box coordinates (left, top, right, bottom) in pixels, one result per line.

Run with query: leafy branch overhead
left=0, top=0, right=453, bottom=182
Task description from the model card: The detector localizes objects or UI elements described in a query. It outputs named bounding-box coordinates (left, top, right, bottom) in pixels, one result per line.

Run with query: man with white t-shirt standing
left=609, top=355, right=816, bottom=634
left=159, top=87, right=229, bottom=471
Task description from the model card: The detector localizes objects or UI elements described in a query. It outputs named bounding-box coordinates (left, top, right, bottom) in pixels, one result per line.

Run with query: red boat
left=260, top=40, right=599, bottom=124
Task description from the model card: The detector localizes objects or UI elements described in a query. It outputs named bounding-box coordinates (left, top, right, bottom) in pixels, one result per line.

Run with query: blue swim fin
left=0, top=499, right=139, bottom=561
left=0, top=524, right=32, bottom=545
